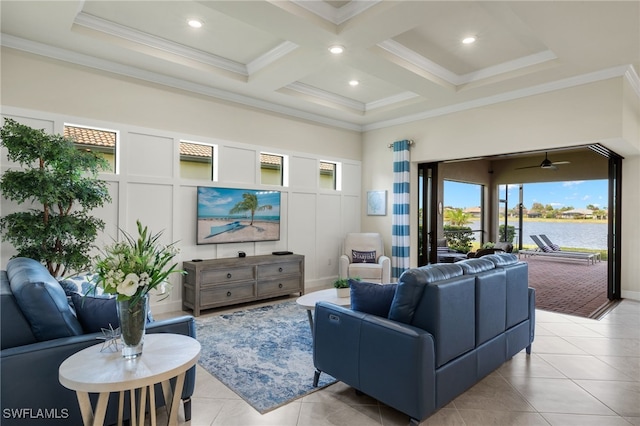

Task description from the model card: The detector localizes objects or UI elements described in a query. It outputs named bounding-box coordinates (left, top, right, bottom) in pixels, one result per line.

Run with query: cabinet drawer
left=201, top=266, right=255, bottom=284
left=258, top=276, right=302, bottom=296
left=201, top=282, right=256, bottom=306
left=258, top=261, right=301, bottom=278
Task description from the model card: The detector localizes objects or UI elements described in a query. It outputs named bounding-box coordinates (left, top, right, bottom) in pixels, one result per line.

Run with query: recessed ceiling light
left=349, top=80, right=359, bottom=87
left=188, top=19, right=203, bottom=29
left=462, top=36, right=476, bottom=45
left=328, top=45, right=344, bottom=54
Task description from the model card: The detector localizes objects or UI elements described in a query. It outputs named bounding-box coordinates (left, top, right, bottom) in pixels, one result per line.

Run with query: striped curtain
left=392, top=140, right=411, bottom=280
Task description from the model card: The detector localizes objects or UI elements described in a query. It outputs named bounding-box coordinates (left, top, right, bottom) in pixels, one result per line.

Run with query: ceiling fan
left=515, top=152, right=570, bottom=170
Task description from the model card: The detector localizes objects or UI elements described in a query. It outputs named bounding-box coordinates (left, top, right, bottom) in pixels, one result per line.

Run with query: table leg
left=160, top=379, right=174, bottom=422
left=129, top=389, right=137, bottom=426
left=306, top=309, right=314, bottom=335
left=92, top=392, right=109, bottom=426
left=75, top=392, right=93, bottom=426
left=117, top=391, right=124, bottom=426
left=149, top=384, right=157, bottom=426
left=168, top=372, right=186, bottom=426
left=137, top=386, right=147, bottom=426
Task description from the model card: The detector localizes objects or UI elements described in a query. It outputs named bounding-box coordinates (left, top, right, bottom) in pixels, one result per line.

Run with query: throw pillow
left=71, top=293, right=118, bottom=334
left=550, top=243, right=561, bottom=251
left=541, top=245, right=553, bottom=253
left=349, top=280, right=397, bottom=317
left=59, top=274, right=103, bottom=297
left=352, top=250, right=376, bottom=263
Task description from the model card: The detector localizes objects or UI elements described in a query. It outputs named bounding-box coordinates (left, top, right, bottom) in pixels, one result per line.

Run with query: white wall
left=1, top=49, right=364, bottom=314
left=362, top=77, right=640, bottom=300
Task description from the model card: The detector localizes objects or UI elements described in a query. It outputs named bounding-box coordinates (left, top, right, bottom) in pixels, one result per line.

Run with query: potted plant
left=0, top=118, right=111, bottom=277
left=333, top=277, right=360, bottom=298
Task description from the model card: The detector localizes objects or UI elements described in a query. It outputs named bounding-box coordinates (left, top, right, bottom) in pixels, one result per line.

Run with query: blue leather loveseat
left=313, top=253, right=535, bottom=425
left=1, top=257, right=197, bottom=425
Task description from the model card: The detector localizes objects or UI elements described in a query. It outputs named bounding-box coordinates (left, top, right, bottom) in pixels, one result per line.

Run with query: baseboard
left=621, top=290, right=640, bottom=302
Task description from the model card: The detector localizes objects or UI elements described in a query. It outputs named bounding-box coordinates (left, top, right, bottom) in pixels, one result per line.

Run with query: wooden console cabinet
left=182, top=254, right=305, bottom=316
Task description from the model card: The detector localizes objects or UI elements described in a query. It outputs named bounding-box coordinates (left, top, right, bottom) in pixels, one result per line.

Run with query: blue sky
left=444, top=180, right=608, bottom=210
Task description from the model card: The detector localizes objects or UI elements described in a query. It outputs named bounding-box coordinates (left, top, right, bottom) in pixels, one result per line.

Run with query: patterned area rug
left=195, top=301, right=336, bottom=413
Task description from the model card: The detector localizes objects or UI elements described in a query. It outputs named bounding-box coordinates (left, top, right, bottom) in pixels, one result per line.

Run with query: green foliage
left=498, top=225, right=516, bottom=243
left=94, top=220, right=183, bottom=304
left=334, top=277, right=360, bottom=288
left=0, top=118, right=111, bottom=276
left=443, top=225, right=474, bottom=253
left=444, top=208, right=472, bottom=226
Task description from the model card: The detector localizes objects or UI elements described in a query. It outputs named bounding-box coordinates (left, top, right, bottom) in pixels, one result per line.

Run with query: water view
left=469, top=220, right=607, bottom=250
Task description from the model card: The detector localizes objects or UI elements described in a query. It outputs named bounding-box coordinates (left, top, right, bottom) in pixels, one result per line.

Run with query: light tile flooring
left=160, top=298, right=640, bottom=426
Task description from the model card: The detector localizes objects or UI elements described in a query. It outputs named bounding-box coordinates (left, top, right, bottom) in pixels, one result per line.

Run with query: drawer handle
left=278, top=283, right=283, bottom=289
left=227, top=273, right=232, bottom=279
left=227, top=291, right=232, bottom=297
left=278, top=267, right=283, bottom=272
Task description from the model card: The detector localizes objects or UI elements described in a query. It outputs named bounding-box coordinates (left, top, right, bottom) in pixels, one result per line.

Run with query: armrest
left=528, top=287, right=536, bottom=346
left=1, top=315, right=196, bottom=426
left=313, top=302, right=436, bottom=421
left=378, top=255, right=391, bottom=283
left=339, top=254, right=350, bottom=279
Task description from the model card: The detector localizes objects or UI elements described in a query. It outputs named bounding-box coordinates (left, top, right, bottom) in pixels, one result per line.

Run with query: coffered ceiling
left=1, top=1, right=639, bottom=131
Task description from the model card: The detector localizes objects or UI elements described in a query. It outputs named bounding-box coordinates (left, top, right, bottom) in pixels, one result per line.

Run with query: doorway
left=417, top=145, right=623, bottom=309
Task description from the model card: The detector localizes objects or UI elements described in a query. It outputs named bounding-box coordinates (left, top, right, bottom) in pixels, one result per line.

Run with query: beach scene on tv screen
left=197, top=187, right=281, bottom=244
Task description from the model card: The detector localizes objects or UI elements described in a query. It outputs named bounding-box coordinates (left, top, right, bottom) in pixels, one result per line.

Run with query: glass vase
left=117, top=294, right=148, bottom=359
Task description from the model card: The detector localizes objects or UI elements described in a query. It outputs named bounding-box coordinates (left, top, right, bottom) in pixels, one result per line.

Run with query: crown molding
left=377, top=39, right=557, bottom=86
left=363, top=65, right=636, bottom=131
left=74, top=12, right=248, bottom=76
left=624, top=65, right=640, bottom=98
left=1, top=34, right=362, bottom=132
left=285, top=82, right=365, bottom=112
left=247, top=41, right=299, bottom=75
left=2, top=34, right=636, bottom=134
left=291, top=0, right=381, bottom=25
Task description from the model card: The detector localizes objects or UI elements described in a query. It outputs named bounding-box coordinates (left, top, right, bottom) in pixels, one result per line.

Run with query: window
left=180, top=141, right=217, bottom=181
left=319, top=161, right=339, bottom=190
left=443, top=180, right=484, bottom=248
left=260, top=153, right=286, bottom=186
left=64, top=124, right=118, bottom=173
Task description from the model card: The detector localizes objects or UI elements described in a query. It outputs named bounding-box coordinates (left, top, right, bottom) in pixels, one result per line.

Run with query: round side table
left=59, top=333, right=200, bottom=426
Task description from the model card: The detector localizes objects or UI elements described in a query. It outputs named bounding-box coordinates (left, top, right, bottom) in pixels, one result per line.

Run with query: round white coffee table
left=59, top=333, right=200, bottom=426
left=296, top=288, right=350, bottom=333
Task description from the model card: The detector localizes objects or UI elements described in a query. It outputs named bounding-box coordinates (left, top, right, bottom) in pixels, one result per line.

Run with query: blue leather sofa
left=1, top=257, right=196, bottom=425
left=313, top=253, right=535, bottom=425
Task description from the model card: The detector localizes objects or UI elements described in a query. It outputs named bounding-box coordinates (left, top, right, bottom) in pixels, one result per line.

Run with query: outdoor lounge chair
left=539, top=234, right=601, bottom=262
left=518, top=235, right=596, bottom=265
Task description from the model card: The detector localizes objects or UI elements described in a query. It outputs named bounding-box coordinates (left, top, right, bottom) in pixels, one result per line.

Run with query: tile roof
left=64, top=125, right=115, bottom=148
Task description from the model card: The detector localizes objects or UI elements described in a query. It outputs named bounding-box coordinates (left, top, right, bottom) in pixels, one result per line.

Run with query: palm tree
left=229, top=192, right=272, bottom=225
left=444, top=208, right=472, bottom=226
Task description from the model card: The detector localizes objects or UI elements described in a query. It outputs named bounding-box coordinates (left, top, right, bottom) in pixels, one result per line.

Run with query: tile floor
left=160, top=298, right=640, bottom=426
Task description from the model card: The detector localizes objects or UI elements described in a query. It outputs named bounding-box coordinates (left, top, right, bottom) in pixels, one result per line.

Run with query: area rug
left=195, top=301, right=336, bottom=413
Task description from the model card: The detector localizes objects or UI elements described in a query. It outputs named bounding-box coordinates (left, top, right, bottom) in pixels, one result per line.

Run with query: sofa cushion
left=411, top=273, right=476, bottom=367
left=457, top=258, right=495, bottom=274
left=70, top=293, right=119, bottom=333
left=483, top=252, right=518, bottom=266
left=352, top=250, right=377, bottom=263
left=1, top=271, right=37, bottom=349
left=389, top=264, right=463, bottom=324
left=6, top=257, right=83, bottom=341
left=349, top=279, right=397, bottom=317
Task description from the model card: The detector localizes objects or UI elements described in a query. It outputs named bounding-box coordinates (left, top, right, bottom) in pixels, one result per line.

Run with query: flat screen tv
left=197, top=186, right=281, bottom=244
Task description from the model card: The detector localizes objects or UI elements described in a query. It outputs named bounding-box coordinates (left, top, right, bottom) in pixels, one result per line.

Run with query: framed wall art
left=367, top=190, right=387, bottom=216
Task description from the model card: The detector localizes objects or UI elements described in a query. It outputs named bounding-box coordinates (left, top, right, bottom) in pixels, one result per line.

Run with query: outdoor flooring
left=522, top=254, right=610, bottom=319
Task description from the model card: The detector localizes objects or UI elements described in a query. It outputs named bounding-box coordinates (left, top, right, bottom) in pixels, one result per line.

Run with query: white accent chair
left=339, top=233, right=391, bottom=284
